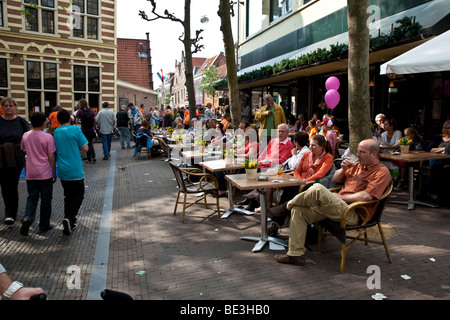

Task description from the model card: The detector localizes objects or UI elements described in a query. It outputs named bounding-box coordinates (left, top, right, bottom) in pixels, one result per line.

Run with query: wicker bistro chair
left=317, top=183, right=393, bottom=272
left=169, top=161, right=221, bottom=223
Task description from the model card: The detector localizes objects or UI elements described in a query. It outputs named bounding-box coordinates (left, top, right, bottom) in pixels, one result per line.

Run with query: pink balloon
left=325, top=89, right=340, bottom=110
left=325, top=76, right=340, bottom=91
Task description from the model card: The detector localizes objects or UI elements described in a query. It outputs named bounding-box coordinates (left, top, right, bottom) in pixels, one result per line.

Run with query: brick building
left=117, top=37, right=158, bottom=114
left=0, top=0, right=117, bottom=116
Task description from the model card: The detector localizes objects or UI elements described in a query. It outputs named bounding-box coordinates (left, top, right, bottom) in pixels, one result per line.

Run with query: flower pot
left=400, top=145, right=409, bottom=153
left=246, top=168, right=257, bottom=180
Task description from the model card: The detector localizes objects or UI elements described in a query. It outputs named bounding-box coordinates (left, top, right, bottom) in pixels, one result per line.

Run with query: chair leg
left=174, top=189, right=180, bottom=215
left=182, top=193, right=187, bottom=223
left=377, top=222, right=393, bottom=263
left=215, top=197, right=221, bottom=218
left=340, top=243, right=347, bottom=272
left=203, top=193, right=208, bottom=209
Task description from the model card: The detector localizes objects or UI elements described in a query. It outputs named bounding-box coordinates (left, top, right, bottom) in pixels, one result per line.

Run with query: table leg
left=220, top=180, right=254, bottom=219
left=390, top=165, right=439, bottom=210
left=241, top=189, right=288, bottom=252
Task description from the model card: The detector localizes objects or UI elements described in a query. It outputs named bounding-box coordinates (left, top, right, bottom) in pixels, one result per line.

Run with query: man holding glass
left=275, top=139, right=391, bottom=266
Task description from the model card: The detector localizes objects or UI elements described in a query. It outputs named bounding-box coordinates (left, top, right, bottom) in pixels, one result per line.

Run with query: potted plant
left=242, top=158, right=259, bottom=179
left=223, top=148, right=235, bottom=165
left=398, top=137, right=412, bottom=153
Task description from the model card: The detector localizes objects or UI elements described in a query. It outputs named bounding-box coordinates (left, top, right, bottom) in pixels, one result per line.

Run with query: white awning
left=380, top=29, right=450, bottom=75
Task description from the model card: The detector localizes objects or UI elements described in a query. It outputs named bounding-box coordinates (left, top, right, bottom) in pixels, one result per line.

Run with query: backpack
left=81, top=109, right=95, bottom=128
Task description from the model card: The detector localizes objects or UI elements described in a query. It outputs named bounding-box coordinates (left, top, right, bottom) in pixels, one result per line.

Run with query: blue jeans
left=118, top=126, right=131, bottom=148
left=23, top=178, right=53, bottom=231
left=101, top=133, right=113, bottom=158
left=60, top=179, right=85, bottom=227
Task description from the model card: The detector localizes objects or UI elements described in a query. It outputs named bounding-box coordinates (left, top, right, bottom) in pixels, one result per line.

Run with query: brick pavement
left=1, top=140, right=450, bottom=302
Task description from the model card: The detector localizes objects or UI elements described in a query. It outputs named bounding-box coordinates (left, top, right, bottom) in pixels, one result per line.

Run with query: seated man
left=275, top=139, right=391, bottom=266
left=257, top=123, right=294, bottom=168
left=243, top=124, right=294, bottom=211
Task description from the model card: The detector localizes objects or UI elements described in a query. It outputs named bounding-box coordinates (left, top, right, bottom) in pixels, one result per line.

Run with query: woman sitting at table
left=236, top=124, right=260, bottom=159
left=417, top=120, right=450, bottom=204
left=133, top=119, right=168, bottom=156
left=267, top=134, right=335, bottom=236
left=209, top=122, right=225, bottom=148
left=379, top=119, right=402, bottom=152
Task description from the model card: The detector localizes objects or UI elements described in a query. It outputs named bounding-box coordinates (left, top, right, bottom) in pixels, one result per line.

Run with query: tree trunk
left=347, top=0, right=372, bottom=154
left=218, top=0, right=240, bottom=126
left=183, top=0, right=197, bottom=125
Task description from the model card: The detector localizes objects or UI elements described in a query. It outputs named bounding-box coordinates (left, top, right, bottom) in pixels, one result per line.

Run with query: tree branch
left=139, top=0, right=184, bottom=25
left=191, top=29, right=204, bottom=54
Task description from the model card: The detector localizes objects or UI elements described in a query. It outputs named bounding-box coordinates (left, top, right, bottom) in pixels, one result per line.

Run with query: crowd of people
left=1, top=92, right=450, bottom=295
left=371, top=113, right=450, bottom=205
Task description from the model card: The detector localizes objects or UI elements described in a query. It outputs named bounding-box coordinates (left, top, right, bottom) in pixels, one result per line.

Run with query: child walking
left=20, top=112, right=56, bottom=236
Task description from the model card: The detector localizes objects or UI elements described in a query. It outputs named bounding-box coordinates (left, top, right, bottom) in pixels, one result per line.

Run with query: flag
left=157, top=72, right=162, bottom=81
left=161, top=69, right=164, bottom=82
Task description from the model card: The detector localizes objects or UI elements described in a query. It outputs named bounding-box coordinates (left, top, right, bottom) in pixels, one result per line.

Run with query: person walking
left=20, top=112, right=57, bottom=236
left=0, top=97, right=30, bottom=225
left=128, top=103, right=143, bottom=143
left=116, top=105, right=131, bottom=149
left=76, top=99, right=97, bottom=163
left=96, top=102, right=116, bottom=160
left=54, top=109, right=88, bottom=236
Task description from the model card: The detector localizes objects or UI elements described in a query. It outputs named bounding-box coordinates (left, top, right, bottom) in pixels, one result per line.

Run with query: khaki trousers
left=286, top=183, right=359, bottom=256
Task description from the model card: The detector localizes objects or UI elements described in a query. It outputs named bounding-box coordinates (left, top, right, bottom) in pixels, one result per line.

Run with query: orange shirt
left=221, top=118, right=229, bottom=126
left=294, top=151, right=334, bottom=181
left=48, top=111, right=61, bottom=129
left=339, top=162, right=391, bottom=220
left=183, top=110, right=190, bottom=125
left=309, top=127, right=318, bottom=140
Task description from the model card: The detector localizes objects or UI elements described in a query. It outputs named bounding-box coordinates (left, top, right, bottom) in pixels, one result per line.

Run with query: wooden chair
left=317, top=183, right=393, bottom=272
left=169, top=161, right=221, bottom=223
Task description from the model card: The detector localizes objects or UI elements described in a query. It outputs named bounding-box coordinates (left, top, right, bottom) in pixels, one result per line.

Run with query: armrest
left=298, top=181, right=314, bottom=193
left=185, top=171, right=219, bottom=190
left=340, top=200, right=378, bottom=228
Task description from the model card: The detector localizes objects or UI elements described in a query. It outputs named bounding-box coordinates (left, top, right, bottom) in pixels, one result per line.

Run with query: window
left=246, top=0, right=262, bottom=37
left=26, top=60, right=58, bottom=115
left=72, top=0, right=99, bottom=40
left=73, top=65, right=100, bottom=111
left=0, top=58, right=8, bottom=96
left=23, top=0, right=55, bottom=34
left=0, top=1, right=5, bottom=28
left=270, top=0, right=292, bottom=22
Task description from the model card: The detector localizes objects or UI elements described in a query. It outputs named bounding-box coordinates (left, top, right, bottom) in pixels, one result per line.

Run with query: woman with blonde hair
left=0, top=97, right=30, bottom=225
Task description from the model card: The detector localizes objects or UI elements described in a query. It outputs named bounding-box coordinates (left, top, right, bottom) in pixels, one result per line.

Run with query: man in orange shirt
left=221, top=113, right=231, bottom=126
left=183, top=109, right=190, bottom=129
left=275, top=139, right=391, bottom=266
left=47, top=106, right=62, bottom=134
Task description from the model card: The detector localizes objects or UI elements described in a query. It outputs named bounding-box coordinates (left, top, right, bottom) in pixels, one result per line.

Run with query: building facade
left=193, top=52, right=226, bottom=108
left=172, top=53, right=207, bottom=109
left=0, top=0, right=117, bottom=116
left=117, top=37, right=158, bottom=114
left=236, top=0, right=450, bottom=139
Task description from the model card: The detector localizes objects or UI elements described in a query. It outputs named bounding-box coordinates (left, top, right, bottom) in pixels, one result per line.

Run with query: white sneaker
left=4, top=217, right=14, bottom=225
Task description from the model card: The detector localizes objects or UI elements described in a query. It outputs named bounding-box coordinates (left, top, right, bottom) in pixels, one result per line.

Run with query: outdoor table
left=225, top=173, right=305, bottom=252
left=380, top=151, right=450, bottom=210
left=181, top=149, right=208, bottom=161
left=199, top=159, right=248, bottom=219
